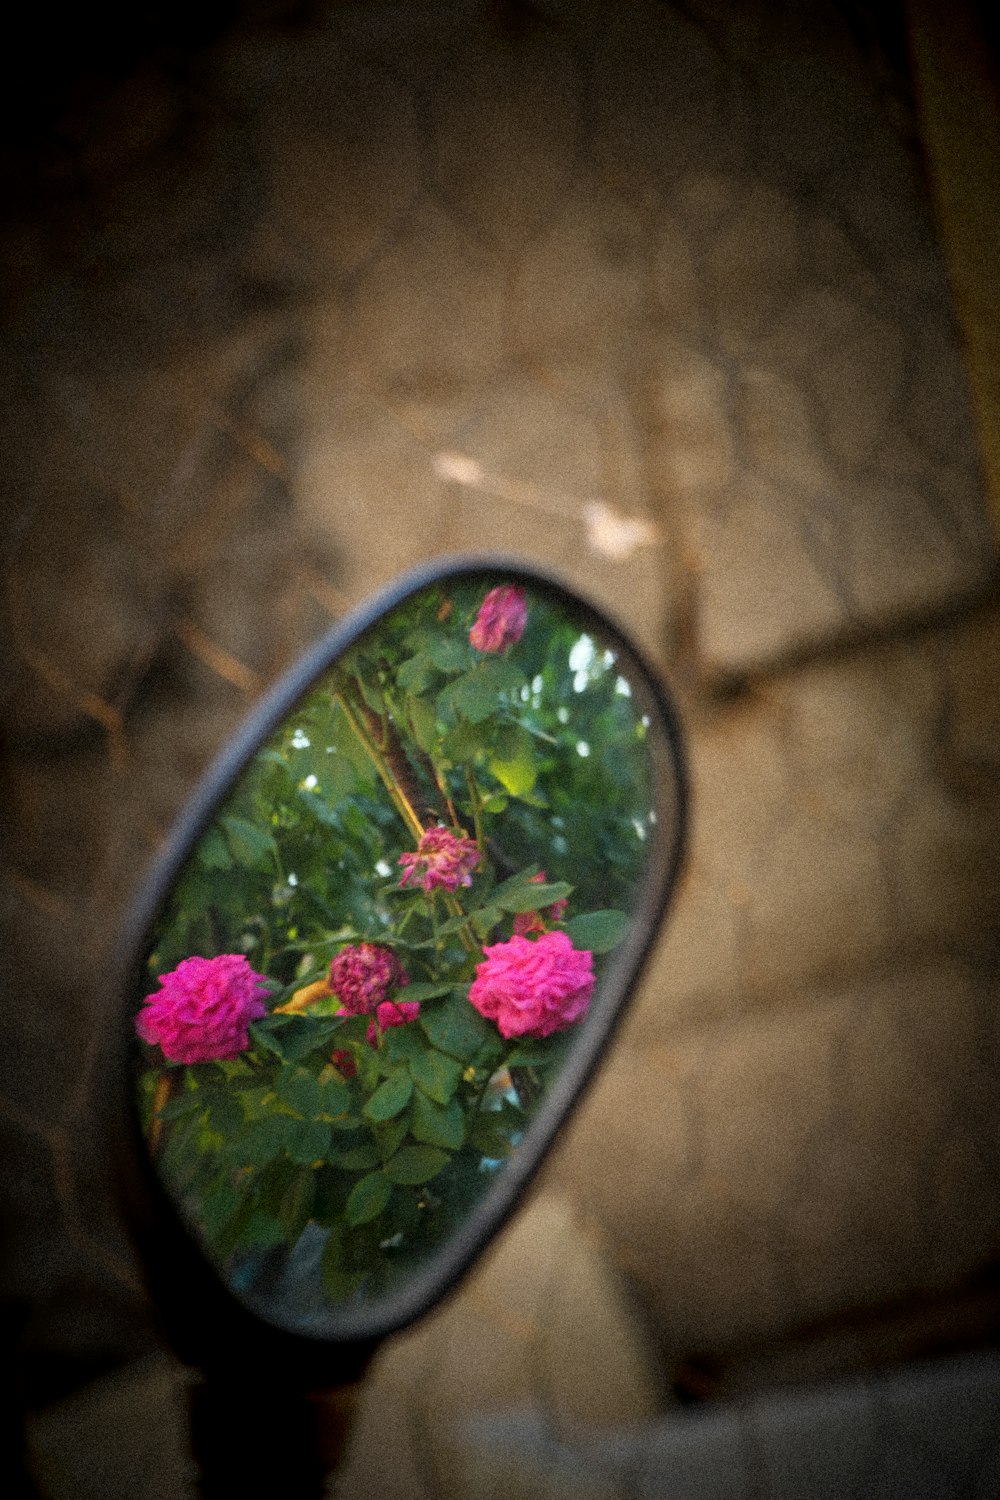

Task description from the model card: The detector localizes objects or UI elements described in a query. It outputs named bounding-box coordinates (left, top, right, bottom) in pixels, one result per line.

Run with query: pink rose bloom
left=135, top=954, right=269, bottom=1064
left=330, top=943, right=409, bottom=1016
left=468, top=930, right=594, bottom=1040
left=469, top=585, right=527, bottom=652
left=367, top=999, right=422, bottom=1046
left=398, top=825, right=480, bottom=893
left=513, top=870, right=570, bottom=937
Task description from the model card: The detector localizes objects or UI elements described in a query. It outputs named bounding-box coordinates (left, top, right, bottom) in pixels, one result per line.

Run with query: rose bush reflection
left=135, top=578, right=654, bottom=1315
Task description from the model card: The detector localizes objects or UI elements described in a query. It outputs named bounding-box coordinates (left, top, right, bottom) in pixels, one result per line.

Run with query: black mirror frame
left=104, top=556, right=688, bottom=1387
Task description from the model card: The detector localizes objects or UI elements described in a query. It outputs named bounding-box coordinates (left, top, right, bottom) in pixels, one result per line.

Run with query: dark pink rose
left=330, top=943, right=409, bottom=1016
left=469, top=585, right=527, bottom=652
left=512, top=870, right=570, bottom=937
left=399, top=825, right=480, bottom=893
left=331, top=1048, right=358, bottom=1079
left=468, top=930, right=594, bottom=1040
left=367, top=999, right=422, bottom=1046
left=135, top=954, right=269, bottom=1064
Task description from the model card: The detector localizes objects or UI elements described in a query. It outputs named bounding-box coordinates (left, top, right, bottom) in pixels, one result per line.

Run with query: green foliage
left=137, top=576, right=654, bottom=1316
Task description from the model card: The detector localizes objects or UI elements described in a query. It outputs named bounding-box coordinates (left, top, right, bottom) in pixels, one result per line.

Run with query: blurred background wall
left=2, top=1, right=999, bottom=1494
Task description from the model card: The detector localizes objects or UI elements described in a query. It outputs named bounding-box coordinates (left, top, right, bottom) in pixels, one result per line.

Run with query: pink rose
left=469, top=585, right=527, bottom=652
left=468, top=930, right=594, bottom=1040
left=399, top=825, right=480, bottom=893
left=512, top=870, right=570, bottom=937
left=330, top=943, right=409, bottom=1016
left=135, top=954, right=269, bottom=1064
left=367, top=999, right=422, bottom=1046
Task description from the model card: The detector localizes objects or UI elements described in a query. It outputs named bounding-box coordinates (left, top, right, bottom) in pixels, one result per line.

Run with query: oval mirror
left=118, top=559, right=686, bottom=1353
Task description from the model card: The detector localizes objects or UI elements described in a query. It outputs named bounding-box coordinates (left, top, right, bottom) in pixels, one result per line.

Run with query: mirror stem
left=188, top=1370, right=366, bottom=1499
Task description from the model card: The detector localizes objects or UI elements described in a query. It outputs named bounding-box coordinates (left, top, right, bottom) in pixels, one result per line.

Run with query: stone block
left=708, top=182, right=802, bottom=351
left=294, top=388, right=452, bottom=603
left=632, top=603, right=1000, bottom=1032
left=513, top=183, right=644, bottom=361
left=264, top=47, right=420, bottom=279
left=550, top=955, right=1000, bottom=1354
left=593, top=3, right=745, bottom=199
left=429, top=28, right=581, bottom=251
left=347, top=201, right=506, bottom=396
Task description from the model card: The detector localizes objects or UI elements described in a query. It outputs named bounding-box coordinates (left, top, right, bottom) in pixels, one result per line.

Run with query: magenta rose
left=367, top=998, right=422, bottom=1046
left=468, top=930, right=594, bottom=1040
left=135, top=953, right=269, bottom=1064
left=330, top=943, right=409, bottom=1016
left=398, top=825, right=480, bottom=893
left=469, top=585, right=527, bottom=652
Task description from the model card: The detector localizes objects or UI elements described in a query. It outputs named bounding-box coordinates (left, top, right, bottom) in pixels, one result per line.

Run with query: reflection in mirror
left=132, top=572, right=673, bottom=1337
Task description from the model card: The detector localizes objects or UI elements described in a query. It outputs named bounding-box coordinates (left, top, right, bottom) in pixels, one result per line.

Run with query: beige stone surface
left=429, top=30, right=581, bottom=251
left=549, top=955, right=1000, bottom=1351
left=3, top=4, right=1000, bottom=1485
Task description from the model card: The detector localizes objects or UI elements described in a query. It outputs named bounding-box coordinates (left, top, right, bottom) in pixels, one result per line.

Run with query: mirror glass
left=130, top=568, right=681, bottom=1337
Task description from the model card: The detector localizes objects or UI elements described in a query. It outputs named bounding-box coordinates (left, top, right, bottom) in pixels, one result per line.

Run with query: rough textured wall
left=2, top=0, right=998, bottom=1468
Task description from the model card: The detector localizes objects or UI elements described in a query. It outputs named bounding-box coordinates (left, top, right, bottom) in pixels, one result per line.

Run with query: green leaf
left=248, top=1026, right=290, bottom=1062
left=322, top=751, right=357, bottom=800
left=267, top=1017, right=341, bottom=1064
left=374, top=1114, right=410, bottom=1162
left=506, top=1031, right=575, bottom=1069
left=409, top=696, right=439, bottom=754
left=248, top=1021, right=288, bottom=1059
left=221, top=815, right=278, bottom=871
left=478, top=656, right=526, bottom=696
left=384, top=1022, right=425, bottom=1064
left=239, top=1210, right=286, bottom=1251
left=471, top=906, right=502, bottom=940
left=444, top=670, right=497, bottom=725
left=285, top=1119, right=333, bottom=1165
left=443, top=718, right=488, bottom=762
left=488, top=751, right=537, bottom=797
left=205, top=1092, right=243, bottom=1134
left=226, top=1114, right=292, bottom=1165
left=157, top=1089, right=206, bottom=1122
left=280, top=1167, right=316, bottom=1240
left=396, top=982, right=453, bottom=1004
left=409, top=1048, right=463, bottom=1104
left=468, top=1115, right=518, bottom=1159
left=411, top=1091, right=465, bottom=1150
left=363, top=1070, right=413, bottom=1122
left=494, top=881, right=572, bottom=914
left=345, top=1171, right=391, bottom=1227
left=277, top=1068, right=325, bottom=1119
left=196, top=826, right=233, bottom=870
left=397, top=653, right=435, bottom=693
left=564, top=909, right=630, bottom=953
left=487, top=868, right=540, bottom=904
left=334, top=1139, right=380, bottom=1172
left=318, top=1074, right=352, bottom=1116
left=420, top=993, right=494, bottom=1061
left=426, top=635, right=468, bottom=673
left=382, top=1145, right=450, bottom=1185
left=481, top=792, right=508, bottom=814
left=321, top=1228, right=364, bottom=1302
